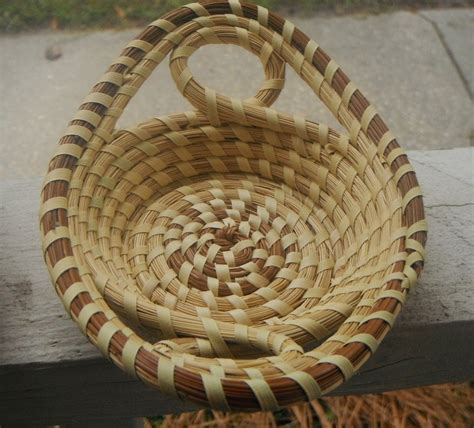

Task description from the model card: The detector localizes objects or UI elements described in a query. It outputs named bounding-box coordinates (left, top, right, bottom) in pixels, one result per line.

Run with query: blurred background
left=0, top=0, right=472, bottom=179
left=0, top=1, right=473, bottom=427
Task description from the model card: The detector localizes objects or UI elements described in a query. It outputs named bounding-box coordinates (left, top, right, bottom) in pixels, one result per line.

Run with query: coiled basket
left=40, top=0, right=427, bottom=411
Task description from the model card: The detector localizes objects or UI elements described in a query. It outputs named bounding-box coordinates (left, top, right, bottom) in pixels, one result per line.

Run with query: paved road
left=0, top=9, right=472, bottom=179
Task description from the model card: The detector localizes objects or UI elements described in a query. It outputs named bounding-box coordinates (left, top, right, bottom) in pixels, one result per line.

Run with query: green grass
left=0, top=0, right=471, bottom=32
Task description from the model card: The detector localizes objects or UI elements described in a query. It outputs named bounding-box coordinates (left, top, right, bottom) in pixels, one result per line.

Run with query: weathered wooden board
left=1, top=148, right=473, bottom=426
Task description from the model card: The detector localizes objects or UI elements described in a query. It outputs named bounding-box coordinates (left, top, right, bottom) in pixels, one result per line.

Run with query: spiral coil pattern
left=40, top=0, right=426, bottom=410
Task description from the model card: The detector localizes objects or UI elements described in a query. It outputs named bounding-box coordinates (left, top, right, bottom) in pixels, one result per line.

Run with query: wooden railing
left=1, top=147, right=473, bottom=427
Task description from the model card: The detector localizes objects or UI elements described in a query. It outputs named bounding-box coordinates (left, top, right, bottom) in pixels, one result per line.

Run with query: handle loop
left=169, top=24, right=286, bottom=126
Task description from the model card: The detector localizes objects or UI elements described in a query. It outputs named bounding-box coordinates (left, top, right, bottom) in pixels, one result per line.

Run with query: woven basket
left=40, top=0, right=427, bottom=411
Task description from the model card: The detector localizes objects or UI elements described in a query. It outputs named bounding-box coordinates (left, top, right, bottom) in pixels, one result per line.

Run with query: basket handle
left=169, top=23, right=286, bottom=126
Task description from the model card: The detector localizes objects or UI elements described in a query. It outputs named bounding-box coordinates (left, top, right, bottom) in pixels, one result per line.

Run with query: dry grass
left=147, top=383, right=474, bottom=428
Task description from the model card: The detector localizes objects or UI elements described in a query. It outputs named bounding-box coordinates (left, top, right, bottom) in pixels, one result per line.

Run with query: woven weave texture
left=40, top=0, right=427, bottom=411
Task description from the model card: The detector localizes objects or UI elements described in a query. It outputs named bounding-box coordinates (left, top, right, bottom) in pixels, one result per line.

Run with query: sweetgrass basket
left=40, top=0, right=427, bottom=411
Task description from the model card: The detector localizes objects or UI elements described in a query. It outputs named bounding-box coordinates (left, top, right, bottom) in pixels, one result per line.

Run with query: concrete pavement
left=0, top=8, right=472, bottom=179
left=420, top=9, right=474, bottom=97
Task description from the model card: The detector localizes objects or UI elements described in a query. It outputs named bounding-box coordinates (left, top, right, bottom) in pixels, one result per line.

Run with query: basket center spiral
left=128, top=175, right=332, bottom=321
left=40, top=0, right=426, bottom=412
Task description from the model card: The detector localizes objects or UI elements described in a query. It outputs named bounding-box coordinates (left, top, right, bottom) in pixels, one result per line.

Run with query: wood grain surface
left=1, top=148, right=473, bottom=426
